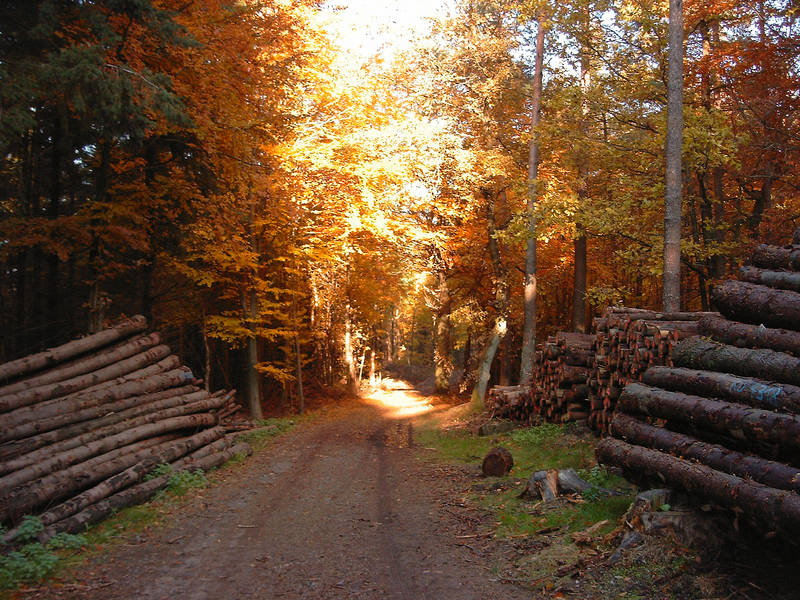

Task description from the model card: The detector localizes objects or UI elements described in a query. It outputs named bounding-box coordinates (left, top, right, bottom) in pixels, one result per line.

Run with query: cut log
left=0, top=407, right=227, bottom=492
left=605, top=308, right=718, bottom=321
left=609, top=413, right=800, bottom=493
left=0, top=385, right=200, bottom=463
left=0, top=333, right=161, bottom=397
left=0, top=368, right=195, bottom=442
left=0, top=316, right=147, bottom=383
left=2, top=413, right=216, bottom=522
left=58, top=354, right=181, bottom=401
left=38, top=442, right=252, bottom=542
left=698, top=315, right=800, bottom=357
left=711, top=280, right=800, bottom=331
left=739, top=266, right=800, bottom=294
left=751, top=244, right=800, bottom=271
left=0, top=345, right=173, bottom=417
left=618, top=382, right=800, bottom=449
left=481, top=446, right=513, bottom=476
left=641, top=366, right=800, bottom=413
left=1, top=427, right=227, bottom=543
left=596, top=437, right=800, bottom=534
left=521, top=468, right=592, bottom=500
left=672, top=337, right=800, bottom=386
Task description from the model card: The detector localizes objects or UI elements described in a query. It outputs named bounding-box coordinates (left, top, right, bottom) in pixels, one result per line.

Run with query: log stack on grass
left=0, top=316, right=251, bottom=545
left=598, top=236, right=800, bottom=535
left=488, top=310, right=712, bottom=432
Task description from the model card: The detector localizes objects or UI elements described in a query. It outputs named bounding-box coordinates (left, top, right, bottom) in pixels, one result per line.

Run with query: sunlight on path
left=362, top=378, right=435, bottom=418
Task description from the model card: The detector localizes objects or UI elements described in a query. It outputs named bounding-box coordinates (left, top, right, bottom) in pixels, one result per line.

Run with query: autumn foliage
left=1, top=0, right=799, bottom=413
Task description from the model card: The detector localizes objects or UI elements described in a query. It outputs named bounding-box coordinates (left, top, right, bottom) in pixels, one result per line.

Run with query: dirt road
left=42, top=383, right=528, bottom=600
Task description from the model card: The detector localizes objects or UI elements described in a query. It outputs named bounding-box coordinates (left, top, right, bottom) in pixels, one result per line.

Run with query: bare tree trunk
left=344, top=303, right=359, bottom=396
left=434, top=266, right=453, bottom=393
left=663, top=0, right=684, bottom=312
left=244, top=287, right=263, bottom=420
left=520, top=12, right=546, bottom=383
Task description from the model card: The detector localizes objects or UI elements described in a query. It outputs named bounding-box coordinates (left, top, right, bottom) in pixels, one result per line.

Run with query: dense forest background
left=1, top=0, right=798, bottom=417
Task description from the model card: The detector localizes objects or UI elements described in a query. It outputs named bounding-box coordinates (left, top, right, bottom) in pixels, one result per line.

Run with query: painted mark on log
left=728, top=380, right=783, bottom=408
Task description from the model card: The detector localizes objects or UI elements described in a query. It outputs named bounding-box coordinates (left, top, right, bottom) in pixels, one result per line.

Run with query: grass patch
left=416, top=418, right=635, bottom=540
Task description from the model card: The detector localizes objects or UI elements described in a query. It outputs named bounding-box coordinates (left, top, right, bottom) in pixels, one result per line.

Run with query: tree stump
left=481, top=446, right=513, bottom=476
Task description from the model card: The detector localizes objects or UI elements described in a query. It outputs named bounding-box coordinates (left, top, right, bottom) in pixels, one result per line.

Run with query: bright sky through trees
left=324, top=0, right=454, bottom=57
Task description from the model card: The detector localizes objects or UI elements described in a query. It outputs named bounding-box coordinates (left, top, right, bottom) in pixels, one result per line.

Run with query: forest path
left=40, top=381, right=528, bottom=600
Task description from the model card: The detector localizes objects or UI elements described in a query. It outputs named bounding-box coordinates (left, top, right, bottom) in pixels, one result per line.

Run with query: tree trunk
left=0, top=333, right=160, bottom=397
left=739, top=266, right=800, bottom=293
left=573, top=232, right=587, bottom=333
left=471, top=317, right=507, bottom=411
left=481, top=446, right=513, bottom=477
left=751, top=244, right=800, bottom=271
left=642, top=366, right=800, bottom=413
left=2, top=427, right=227, bottom=542
left=672, top=337, right=800, bottom=386
left=663, top=0, right=684, bottom=313
left=344, top=303, right=359, bottom=396
left=0, top=368, right=195, bottom=442
left=596, top=437, right=800, bottom=534
left=38, top=442, right=252, bottom=542
left=519, top=13, right=546, bottom=383
left=3, top=413, right=217, bottom=521
left=0, top=344, right=172, bottom=413
left=609, top=413, right=800, bottom=493
left=618, top=382, right=800, bottom=448
left=0, top=316, right=147, bottom=383
left=434, top=267, right=453, bottom=393
left=0, top=385, right=200, bottom=464
left=0, top=388, right=210, bottom=471
left=0, top=404, right=226, bottom=491
left=711, top=280, right=800, bottom=331
left=698, top=315, right=800, bottom=357
left=244, top=287, right=263, bottom=420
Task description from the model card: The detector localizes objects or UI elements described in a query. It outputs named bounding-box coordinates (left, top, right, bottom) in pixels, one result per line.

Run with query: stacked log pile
left=598, top=239, right=800, bottom=534
left=487, top=332, right=593, bottom=423
left=0, top=316, right=251, bottom=545
left=487, top=310, right=713, bottom=432
left=588, top=308, right=715, bottom=434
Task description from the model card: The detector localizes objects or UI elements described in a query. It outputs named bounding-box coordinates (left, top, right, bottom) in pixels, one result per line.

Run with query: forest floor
left=14, top=379, right=800, bottom=599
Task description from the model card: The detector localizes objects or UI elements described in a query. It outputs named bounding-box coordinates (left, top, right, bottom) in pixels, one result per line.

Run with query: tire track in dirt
left=36, top=396, right=529, bottom=600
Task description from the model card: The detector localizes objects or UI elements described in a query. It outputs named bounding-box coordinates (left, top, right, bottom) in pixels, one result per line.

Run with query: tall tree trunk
left=434, top=266, right=453, bottom=393
left=519, top=13, right=546, bottom=383
left=244, top=287, right=263, bottom=420
left=344, top=302, right=359, bottom=396
left=663, top=0, right=684, bottom=312
left=572, top=7, right=591, bottom=334
left=472, top=190, right=510, bottom=410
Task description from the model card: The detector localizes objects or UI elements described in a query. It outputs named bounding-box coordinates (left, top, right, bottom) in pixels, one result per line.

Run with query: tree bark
left=596, top=437, right=800, bottom=534
left=663, top=0, right=684, bottom=313
left=38, top=442, right=252, bottom=542
left=0, top=368, right=196, bottom=442
left=642, top=366, right=800, bottom=413
left=711, top=280, right=800, bottom=331
left=0, top=333, right=160, bottom=397
left=739, top=266, right=800, bottom=293
left=0, top=403, right=226, bottom=491
left=0, top=316, right=147, bottom=383
left=672, top=337, right=800, bottom=386
left=0, top=345, right=172, bottom=414
left=609, top=413, right=800, bottom=493
left=2, top=427, right=227, bottom=541
left=519, top=12, right=546, bottom=383
left=481, top=446, right=513, bottom=476
left=3, top=413, right=217, bottom=521
left=699, top=315, right=800, bottom=357
left=751, top=244, right=800, bottom=271
left=434, top=266, right=453, bottom=393
left=618, top=382, right=800, bottom=448
left=0, top=385, right=201, bottom=464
